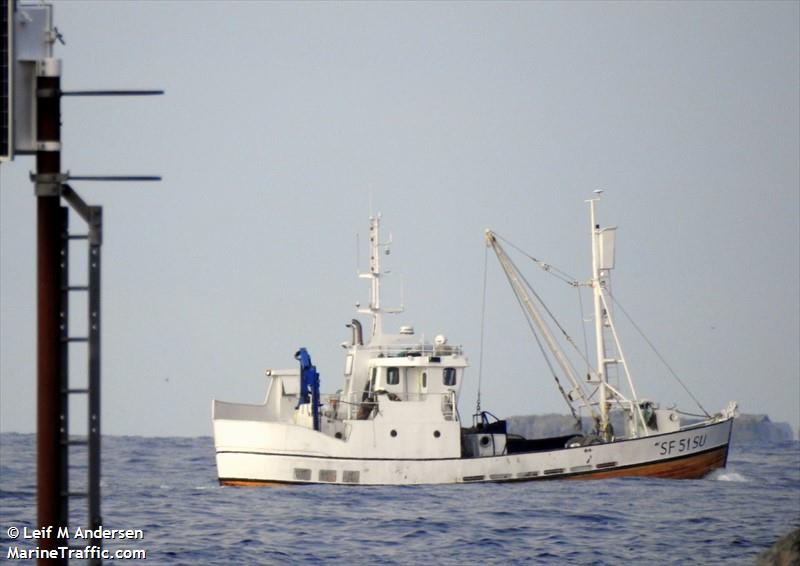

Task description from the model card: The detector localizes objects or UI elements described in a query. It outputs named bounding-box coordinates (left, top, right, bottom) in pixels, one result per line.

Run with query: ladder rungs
left=67, top=234, right=89, bottom=240
left=62, top=285, right=89, bottom=292
left=62, top=337, right=89, bottom=343
left=61, top=491, right=88, bottom=498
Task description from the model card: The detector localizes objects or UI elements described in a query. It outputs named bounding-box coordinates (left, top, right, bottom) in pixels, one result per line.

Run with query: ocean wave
left=707, top=469, right=749, bottom=482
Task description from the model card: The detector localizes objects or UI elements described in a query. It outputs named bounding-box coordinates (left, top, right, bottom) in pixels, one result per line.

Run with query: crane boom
left=484, top=230, right=598, bottom=422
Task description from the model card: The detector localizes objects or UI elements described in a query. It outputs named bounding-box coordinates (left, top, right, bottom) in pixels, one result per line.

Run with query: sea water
left=1, top=434, right=798, bottom=564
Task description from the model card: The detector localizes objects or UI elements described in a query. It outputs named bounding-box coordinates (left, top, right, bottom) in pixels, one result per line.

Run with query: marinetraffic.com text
left=5, top=525, right=147, bottom=561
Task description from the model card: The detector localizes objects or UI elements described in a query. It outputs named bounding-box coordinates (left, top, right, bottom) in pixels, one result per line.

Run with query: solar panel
left=0, top=0, right=11, bottom=162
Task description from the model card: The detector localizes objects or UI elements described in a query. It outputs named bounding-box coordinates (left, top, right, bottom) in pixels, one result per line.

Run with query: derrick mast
left=589, top=196, right=612, bottom=438
left=588, top=194, right=641, bottom=439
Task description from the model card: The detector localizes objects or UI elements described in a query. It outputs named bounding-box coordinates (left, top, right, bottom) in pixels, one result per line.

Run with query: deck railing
left=327, top=391, right=457, bottom=422
left=357, top=343, right=463, bottom=358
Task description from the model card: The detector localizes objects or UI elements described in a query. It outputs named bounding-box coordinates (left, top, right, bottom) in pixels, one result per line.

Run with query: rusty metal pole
left=36, top=67, right=67, bottom=564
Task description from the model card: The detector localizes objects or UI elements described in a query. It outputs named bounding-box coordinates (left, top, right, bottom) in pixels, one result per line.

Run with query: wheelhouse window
left=421, top=371, right=427, bottom=388
left=386, top=367, right=400, bottom=386
left=443, top=368, right=457, bottom=386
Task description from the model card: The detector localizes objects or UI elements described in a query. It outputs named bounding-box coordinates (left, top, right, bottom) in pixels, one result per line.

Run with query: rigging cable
left=577, top=286, right=591, bottom=377
left=494, top=232, right=580, bottom=286
left=606, top=289, right=711, bottom=418
left=492, top=232, right=597, bottom=372
left=491, top=232, right=600, bottom=380
left=476, top=245, right=489, bottom=414
left=511, top=255, right=599, bottom=380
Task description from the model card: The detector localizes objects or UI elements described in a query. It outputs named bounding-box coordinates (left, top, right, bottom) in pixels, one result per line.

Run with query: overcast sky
left=1, top=1, right=798, bottom=437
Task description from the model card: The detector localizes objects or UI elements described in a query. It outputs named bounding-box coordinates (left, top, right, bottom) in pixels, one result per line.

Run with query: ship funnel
left=348, top=319, right=364, bottom=346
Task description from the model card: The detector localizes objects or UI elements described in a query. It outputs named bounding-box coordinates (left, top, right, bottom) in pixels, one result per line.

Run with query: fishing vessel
left=212, top=196, right=736, bottom=486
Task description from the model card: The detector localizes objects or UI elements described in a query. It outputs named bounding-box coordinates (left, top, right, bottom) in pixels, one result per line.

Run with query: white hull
left=214, top=417, right=733, bottom=486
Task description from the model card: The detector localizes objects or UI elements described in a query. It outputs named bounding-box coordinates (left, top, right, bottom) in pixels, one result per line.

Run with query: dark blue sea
left=1, top=434, right=798, bottom=565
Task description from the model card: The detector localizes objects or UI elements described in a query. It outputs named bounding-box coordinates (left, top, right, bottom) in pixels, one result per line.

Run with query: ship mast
left=358, top=213, right=401, bottom=338
left=589, top=195, right=611, bottom=438
left=588, top=193, right=644, bottom=439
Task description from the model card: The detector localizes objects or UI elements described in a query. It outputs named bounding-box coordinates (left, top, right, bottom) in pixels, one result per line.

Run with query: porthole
left=390, top=429, right=397, bottom=437
left=433, top=430, right=441, bottom=438
left=480, top=436, right=490, bottom=446
left=335, top=432, right=343, bottom=439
